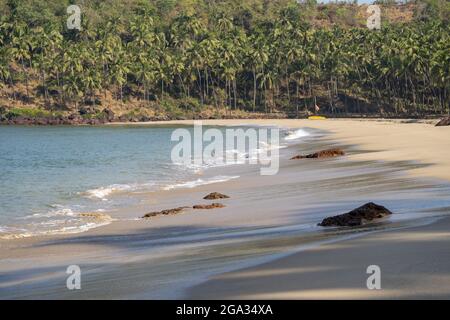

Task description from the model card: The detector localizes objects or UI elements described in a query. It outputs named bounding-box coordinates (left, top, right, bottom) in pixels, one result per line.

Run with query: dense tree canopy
left=0, top=0, right=449, bottom=119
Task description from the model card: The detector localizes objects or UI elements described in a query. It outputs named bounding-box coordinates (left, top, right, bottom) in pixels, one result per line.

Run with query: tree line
left=0, top=0, right=449, bottom=117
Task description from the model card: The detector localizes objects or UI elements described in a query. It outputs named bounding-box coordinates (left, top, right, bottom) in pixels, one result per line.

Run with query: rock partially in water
left=193, top=203, right=225, bottom=209
left=318, top=202, right=393, bottom=227
left=203, top=192, right=230, bottom=200
left=142, top=206, right=190, bottom=218
left=291, top=148, right=345, bottom=160
left=79, top=212, right=112, bottom=221
left=436, top=117, right=450, bottom=127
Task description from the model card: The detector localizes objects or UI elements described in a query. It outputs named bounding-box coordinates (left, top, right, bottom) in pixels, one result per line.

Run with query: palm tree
left=9, top=22, right=33, bottom=99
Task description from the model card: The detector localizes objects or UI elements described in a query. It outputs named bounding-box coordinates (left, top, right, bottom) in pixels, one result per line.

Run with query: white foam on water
left=0, top=220, right=112, bottom=240
left=85, top=184, right=132, bottom=199
left=163, top=175, right=240, bottom=191
left=174, top=141, right=286, bottom=172
left=0, top=206, right=114, bottom=240
left=26, top=206, right=77, bottom=219
left=284, top=128, right=310, bottom=141
left=0, top=225, right=26, bottom=233
left=84, top=182, right=155, bottom=200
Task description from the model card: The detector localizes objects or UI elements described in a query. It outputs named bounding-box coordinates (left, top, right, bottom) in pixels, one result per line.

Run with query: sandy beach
left=1, top=0, right=448, bottom=302
left=188, top=215, right=450, bottom=299
left=118, top=118, right=450, bottom=181
left=1, top=118, right=450, bottom=299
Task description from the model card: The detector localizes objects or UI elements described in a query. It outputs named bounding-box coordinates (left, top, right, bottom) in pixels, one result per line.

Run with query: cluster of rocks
left=289, top=145, right=392, bottom=228
left=0, top=107, right=182, bottom=125
left=290, top=147, right=395, bottom=227
left=142, top=206, right=190, bottom=219
left=1, top=115, right=74, bottom=125
left=318, top=202, right=393, bottom=227
left=291, top=148, right=345, bottom=160
left=79, top=212, right=112, bottom=221
left=116, top=114, right=172, bottom=122
left=0, top=108, right=117, bottom=125
left=203, top=192, right=230, bottom=200
left=141, top=192, right=230, bottom=219
left=193, top=203, right=225, bottom=209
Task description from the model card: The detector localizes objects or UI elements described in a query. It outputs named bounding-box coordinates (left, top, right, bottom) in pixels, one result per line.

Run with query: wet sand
left=186, top=119, right=450, bottom=299
left=188, top=215, right=450, bottom=299
left=1, top=119, right=450, bottom=299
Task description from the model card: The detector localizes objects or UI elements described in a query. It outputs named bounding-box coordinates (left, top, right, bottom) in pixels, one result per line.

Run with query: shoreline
left=178, top=119, right=450, bottom=299
left=111, top=118, right=450, bottom=181
left=0, top=114, right=446, bottom=126
left=3, top=118, right=449, bottom=241
left=1, top=119, right=450, bottom=299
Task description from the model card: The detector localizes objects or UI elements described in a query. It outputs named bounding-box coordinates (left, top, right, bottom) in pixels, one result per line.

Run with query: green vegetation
left=0, top=0, right=449, bottom=119
left=3, top=107, right=59, bottom=119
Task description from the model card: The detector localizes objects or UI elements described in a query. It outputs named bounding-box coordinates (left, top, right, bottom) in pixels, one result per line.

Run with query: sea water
left=0, top=125, right=309, bottom=238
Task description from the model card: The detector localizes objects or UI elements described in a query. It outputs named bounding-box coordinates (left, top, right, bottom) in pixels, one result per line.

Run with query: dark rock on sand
left=291, top=148, right=345, bottom=160
left=318, top=202, right=393, bottom=227
left=203, top=192, right=230, bottom=200
left=142, top=206, right=190, bottom=218
left=193, top=203, right=225, bottom=209
left=436, top=117, right=450, bottom=127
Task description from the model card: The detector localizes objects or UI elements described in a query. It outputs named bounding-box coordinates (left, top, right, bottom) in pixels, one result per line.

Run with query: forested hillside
left=0, top=0, right=449, bottom=123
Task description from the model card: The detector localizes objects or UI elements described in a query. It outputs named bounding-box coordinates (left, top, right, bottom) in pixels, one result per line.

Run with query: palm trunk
left=253, top=68, right=257, bottom=112
left=233, top=78, right=237, bottom=110
left=21, top=59, right=29, bottom=98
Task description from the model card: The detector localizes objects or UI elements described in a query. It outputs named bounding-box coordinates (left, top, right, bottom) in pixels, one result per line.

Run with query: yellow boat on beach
left=308, top=116, right=327, bottom=120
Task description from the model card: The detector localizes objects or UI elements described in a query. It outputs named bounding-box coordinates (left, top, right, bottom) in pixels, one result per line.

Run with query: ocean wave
left=175, top=141, right=286, bottom=172
left=26, top=206, right=77, bottom=219
left=0, top=209, right=113, bottom=240
left=84, top=184, right=132, bottom=200
left=33, top=206, right=113, bottom=221
left=0, top=225, right=26, bottom=234
left=163, top=175, right=239, bottom=191
left=0, top=221, right=111, bottom=240
left=83, top=182, right=155, bottom=200
left=284, top=128, right=310, bottom=141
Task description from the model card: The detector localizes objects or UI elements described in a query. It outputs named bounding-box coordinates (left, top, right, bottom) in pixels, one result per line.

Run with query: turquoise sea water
left=0, top=124, right=296, bottom=238
left=0, top=125, right=184, bottom=236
